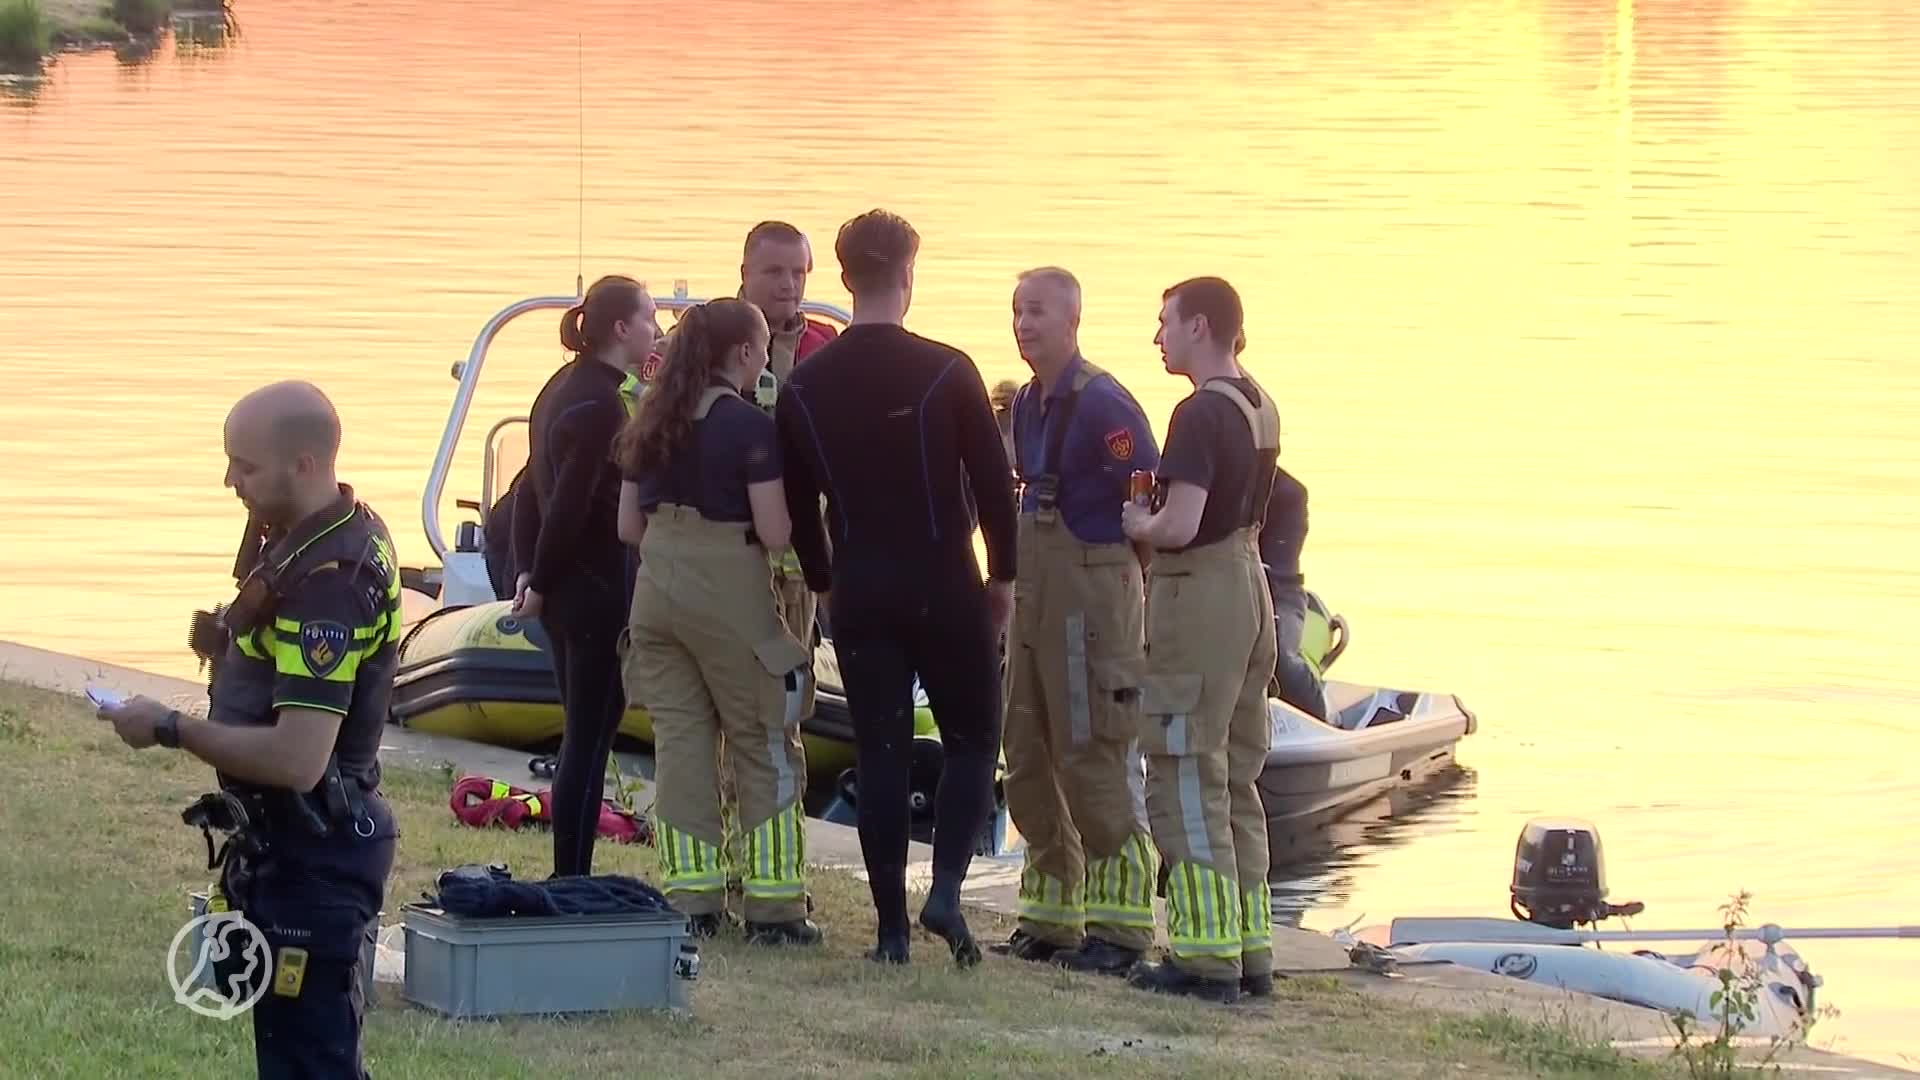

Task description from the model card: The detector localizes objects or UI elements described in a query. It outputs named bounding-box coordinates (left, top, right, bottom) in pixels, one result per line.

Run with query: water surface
left=2, top=0, right=1916, bottom=1065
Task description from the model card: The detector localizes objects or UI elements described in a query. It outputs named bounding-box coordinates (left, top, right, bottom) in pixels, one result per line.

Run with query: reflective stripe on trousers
left=1139, top=528, right=1277, bottom=980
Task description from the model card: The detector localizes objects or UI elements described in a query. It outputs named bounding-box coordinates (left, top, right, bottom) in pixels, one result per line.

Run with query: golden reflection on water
left=1, top=0, right=1916, bottom=1064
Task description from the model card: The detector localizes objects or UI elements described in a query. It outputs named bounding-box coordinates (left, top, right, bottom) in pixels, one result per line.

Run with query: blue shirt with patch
left=1011, top=355, right=1160, bottom=546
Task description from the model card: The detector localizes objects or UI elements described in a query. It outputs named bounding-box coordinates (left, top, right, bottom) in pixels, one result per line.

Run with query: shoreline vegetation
left=0, top=0, right=230, bottom=72
left=0, top=677, right=1678, bottom=1078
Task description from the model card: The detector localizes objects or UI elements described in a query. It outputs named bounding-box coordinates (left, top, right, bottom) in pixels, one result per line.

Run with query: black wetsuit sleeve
left=775, top=390, right=832, bottom=593
left=527, top=398, right=620, bottom=595
left=270, top=567, right=383, bottom=717
left=951, top=353, right=1018, bottom=582
left=510, top=468, right=540, bottom=582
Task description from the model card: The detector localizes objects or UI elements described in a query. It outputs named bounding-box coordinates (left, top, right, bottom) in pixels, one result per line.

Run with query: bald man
left=993, top=267, right=1163, bottom=975
left=99, top=380, right=400, bottom=1079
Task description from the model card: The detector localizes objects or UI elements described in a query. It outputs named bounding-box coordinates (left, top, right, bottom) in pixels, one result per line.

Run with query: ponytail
left=560, top=275, right=645, bottom=358
left=613, top=298, right=768, bottom=478
left=560, top=304, right=589, bottom=354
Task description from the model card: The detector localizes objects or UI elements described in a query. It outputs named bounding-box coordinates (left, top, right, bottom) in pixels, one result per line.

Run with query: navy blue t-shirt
left=1010, top=356, right=1160, bottom=545
left=624, top=392, right=781, bottom=523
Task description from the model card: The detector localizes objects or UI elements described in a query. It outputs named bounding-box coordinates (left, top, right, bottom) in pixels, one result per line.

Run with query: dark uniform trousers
left=1139, top=379, right=1282, bottom=982
left=217, top=798, right=397, bottom=1080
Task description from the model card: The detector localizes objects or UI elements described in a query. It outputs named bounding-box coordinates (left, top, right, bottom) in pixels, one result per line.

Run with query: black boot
left=917, top=878, right=981, bottom=969
left=745, top=918, right=824, bottom=946
left=1240, top=972, right=1276, bottom=998
left=1054, top=936, right=1143, bottom=977
left=1126, top=959, right=1240, bottom=1004
left=868, top=929, right=910, bottom=965
left=988, top=929, right=1069, bottom=963
left=688, top=912, right=736, bottom=939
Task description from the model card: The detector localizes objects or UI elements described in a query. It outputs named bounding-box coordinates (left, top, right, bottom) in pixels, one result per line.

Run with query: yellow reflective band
left=655, top=818, right=727, bottom=893
left=1084, top=832, right=1158, bottom=928
left=1241, top=884, right=1273, bottom=949
left=743, top=803, right=807, bottom=900
left=1016, top=861, right=1086, bottom=927
left=489, top=780, right=509, bottom=799
left=235, top=629, right=268, bottom=661
left=273, top=615, right=389, bottom=643
left=1165, top=861, right=1244, bottom=959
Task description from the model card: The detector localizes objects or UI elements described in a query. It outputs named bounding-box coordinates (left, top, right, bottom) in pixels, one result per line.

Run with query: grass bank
left=0, top=0, right=205, bottom=67
left=0, top=680, right=1670, bottom=1078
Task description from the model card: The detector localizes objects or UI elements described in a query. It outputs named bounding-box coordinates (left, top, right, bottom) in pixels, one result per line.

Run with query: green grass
left=0, top=0, right=52, bottom=65
left=0, top=680, right=1669, bottom=1078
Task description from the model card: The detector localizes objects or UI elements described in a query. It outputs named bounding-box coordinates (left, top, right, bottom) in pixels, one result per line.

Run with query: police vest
left=208, top=494, right=402, bottom=799
left=1200, top=376, right=1282, bottom=530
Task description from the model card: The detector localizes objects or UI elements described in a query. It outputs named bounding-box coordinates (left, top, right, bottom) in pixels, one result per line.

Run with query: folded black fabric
left=424, top=863, right=677, bottom=918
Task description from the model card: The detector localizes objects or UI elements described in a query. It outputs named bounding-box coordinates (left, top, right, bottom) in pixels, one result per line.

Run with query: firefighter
left=612, top=297, right=821, bottom=944
left=992, top=266, right=1162, bottom=975
left=1121, top=276, right=1281, bottom=1003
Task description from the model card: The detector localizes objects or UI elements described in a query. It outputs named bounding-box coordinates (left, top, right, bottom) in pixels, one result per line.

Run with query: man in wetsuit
left=97, top=380, right=399, bottom=1077
left=1121, top=276, right=1280, bottom=1004
left=773, top=208, right=1018, bottom=967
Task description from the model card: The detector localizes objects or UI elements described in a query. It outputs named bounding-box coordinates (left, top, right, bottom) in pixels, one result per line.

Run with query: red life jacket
left=793, top=318, right=839, bottom=364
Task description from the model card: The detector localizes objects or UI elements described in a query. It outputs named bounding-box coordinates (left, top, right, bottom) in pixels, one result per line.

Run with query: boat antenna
left=575, top=29, right=584, bottom=299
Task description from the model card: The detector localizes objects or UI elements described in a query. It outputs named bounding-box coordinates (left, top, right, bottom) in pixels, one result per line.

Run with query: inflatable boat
left=1260, top=680, right=1476, bottom=828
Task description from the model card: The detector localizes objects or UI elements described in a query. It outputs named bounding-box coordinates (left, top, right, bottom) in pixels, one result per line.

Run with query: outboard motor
left=1510, top=816, right=1643, bottom=928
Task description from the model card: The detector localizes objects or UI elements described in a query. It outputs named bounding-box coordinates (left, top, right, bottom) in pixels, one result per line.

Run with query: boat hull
left=1388, top=938, right=1808, bottom=1038
left=1257, top=681, right=1477, bottom=825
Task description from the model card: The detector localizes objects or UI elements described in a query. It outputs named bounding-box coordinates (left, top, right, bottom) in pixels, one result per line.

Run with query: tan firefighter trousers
left=1140, top=527, right=1277, bottom=981
left=1003, top=512, right=1158, bottom=951
left=623, top=503, right=814, bottom=923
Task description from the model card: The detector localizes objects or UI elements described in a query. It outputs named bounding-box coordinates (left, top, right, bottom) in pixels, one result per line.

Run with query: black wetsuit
left=513, top=357, right=635, bottom=878
left=774, top=322, right=1017, bottom=946
left=1258, top=468, right=1326, bottom=720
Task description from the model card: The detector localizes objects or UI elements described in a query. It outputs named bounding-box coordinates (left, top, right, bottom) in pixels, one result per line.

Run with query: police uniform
left=620, top=383, right=817, bottom=935
left=1001, top=355, right=1161, bottom=965
left=1134, top=375, right=1281, bottom=1000
left=190, top=485, right=402, bottom=1078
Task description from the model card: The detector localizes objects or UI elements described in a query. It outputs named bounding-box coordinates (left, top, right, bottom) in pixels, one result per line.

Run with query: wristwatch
left=156, top=709, right=181, bottom=749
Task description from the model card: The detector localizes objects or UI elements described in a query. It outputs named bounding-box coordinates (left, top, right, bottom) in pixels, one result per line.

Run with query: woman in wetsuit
left=512, top=274, right=658, bottom=878
left=613, top=298, right=823, bottom=945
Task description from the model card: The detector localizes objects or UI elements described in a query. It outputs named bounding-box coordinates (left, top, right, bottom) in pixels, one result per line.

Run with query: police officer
left=611, top=297, right=823, bottom=946
left=97, top=380, right=400, bottom=1077
left=1120, top=277, right=1280, bottom=1004
left=991, top=267, right=1163, bottom=975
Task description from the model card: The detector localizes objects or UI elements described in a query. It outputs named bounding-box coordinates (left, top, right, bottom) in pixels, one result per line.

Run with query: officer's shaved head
left=223, top=381, right=343, bottom=528
left=229, top=380, right=342, bottom=464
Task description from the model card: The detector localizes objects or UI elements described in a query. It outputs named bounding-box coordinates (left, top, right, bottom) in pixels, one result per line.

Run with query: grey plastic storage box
left=400, top=902, right=692, bottom=1018
left=187, top=891, right=379, bottom=1005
